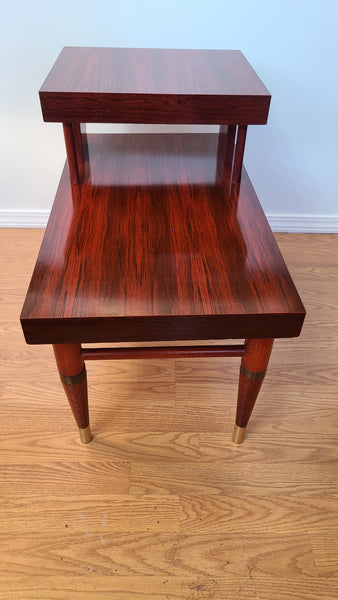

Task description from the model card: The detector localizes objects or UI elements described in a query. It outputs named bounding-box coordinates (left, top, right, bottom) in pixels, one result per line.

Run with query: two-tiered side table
left=21, top=47, right=305, bottom=444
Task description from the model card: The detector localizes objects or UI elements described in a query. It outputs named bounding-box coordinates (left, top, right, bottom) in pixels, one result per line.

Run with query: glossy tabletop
left=39, top=47, right=271, bottom=124
left=21, top=132, right=305, bottom=345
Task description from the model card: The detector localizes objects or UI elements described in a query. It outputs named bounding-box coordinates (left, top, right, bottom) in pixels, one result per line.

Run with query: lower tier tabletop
left=21, top=132, right=305, bottom=344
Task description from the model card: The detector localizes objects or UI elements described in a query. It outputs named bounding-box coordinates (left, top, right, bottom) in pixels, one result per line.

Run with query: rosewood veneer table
left=21, top=47, right=305, bottom=444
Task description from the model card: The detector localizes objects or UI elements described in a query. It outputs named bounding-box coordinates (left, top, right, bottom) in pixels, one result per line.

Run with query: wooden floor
left=0, top=229, right=337, bottom=599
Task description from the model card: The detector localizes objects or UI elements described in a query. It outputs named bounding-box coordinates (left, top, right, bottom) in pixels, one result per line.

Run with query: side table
left=21, top=47, right=305, bottom=444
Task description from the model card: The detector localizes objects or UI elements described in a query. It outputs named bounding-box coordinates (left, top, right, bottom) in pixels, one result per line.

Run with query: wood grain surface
left=21, top=133, right=305, bottom=344
left=1, top=229, right=338, bottom=598
left=39, top=47, right=271, bottom=124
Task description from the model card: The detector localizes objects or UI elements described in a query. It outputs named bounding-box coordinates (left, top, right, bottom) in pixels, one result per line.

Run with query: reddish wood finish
left=52, top=344, right=89, bottom=430
left=232, top=125, right=248, bottom=183
left=72, top=122, right=88, bottom=163
left=62, top=123, right=79, bottom=184
left=81, top=345, right=245, bottom=361
left=20, top=132, right=305, bottom=345
left=52, top=343, right=83, bottom=376
left=217, top=125, right=236, bottom=189
left=39, top=47, right=271, bottom=125
left=236, top=338, right=274, bottom=428
left=21, top=48, right=305, bottom=441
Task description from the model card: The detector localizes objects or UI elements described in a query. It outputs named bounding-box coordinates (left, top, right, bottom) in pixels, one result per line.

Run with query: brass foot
left=232, top=424, right=246, bottom=444
left=79, top=425, right=92, bottom=444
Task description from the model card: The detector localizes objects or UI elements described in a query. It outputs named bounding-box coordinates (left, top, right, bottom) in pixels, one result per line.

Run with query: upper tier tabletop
left=39, top=47, right=271, bottom=124
left=21, top=132, right=305, bottom=345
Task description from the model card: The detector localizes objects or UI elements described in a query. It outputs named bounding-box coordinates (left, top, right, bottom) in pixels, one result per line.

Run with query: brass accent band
left=59, top=366, right=86, bottom=386
left=240, top=365, right=266, bottom=381
left=79, top=425, right=92, bottom=444
left=232, top=425, right=246, bottom=444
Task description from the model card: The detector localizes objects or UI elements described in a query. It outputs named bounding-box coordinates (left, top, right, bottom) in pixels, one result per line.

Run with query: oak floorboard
left=0, top=431, right=201, bottom=464
left=0, top=461, right=130, bottom=497
left=311, top=532, right=338, bottom=577
left=130, top=460, right=338, bottom=496
left=1, top=577, right=338, bottom=600
left=1, top=229, right=338, bottom=599
left=179, top=495, right=338, bottom=534
left=198, top=433, right=338, bottom=463
left=0, top=531, right=316, bottom=578
left=175, top=357, right=234, bottom=383
left=248, top=403, right=338, bottom=436
left=2, top=429, right=336, bottom=465
left=274, top=232, right=338, bottom=265
left=0, top=495, right=180, bottom=534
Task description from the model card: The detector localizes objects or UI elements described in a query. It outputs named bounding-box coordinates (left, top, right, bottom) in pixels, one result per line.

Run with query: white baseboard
left=267, top=214, right=338, bottom=233
left=0, top=210, right=50, bottom=228
left=0, top=210, right=338, bottom=233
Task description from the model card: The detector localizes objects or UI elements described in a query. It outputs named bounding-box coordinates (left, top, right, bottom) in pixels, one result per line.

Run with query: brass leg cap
left=232, top=425, right=246, bottom=444
left=79, top=426, right=92, bottom=444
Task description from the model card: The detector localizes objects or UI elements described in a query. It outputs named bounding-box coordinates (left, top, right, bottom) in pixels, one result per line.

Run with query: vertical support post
left=233, top=338, right=274, bottom=444
left=217, top=124, right=237, bottom=189
left=232, top=124, right=248, bottom=184
left=72, top=122, right=88, bottom=164
left=62, top=123, right=80, bottom=185
left=53, top=343, right=92, bottom=443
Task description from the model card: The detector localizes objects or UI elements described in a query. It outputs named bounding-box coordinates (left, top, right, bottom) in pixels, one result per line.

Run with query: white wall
left=1, top=0, right=337, bottom=230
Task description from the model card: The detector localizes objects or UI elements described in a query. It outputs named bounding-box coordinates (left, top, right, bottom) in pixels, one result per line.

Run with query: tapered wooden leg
left=52, top=344, right=92, bottom=443
left=233, top=338, right=274, bottom=444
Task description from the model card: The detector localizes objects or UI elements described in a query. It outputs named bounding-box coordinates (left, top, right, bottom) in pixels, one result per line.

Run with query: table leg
left=233, top=338, right=274, bottom=443
left=53, top=343, right=92, bottom=443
